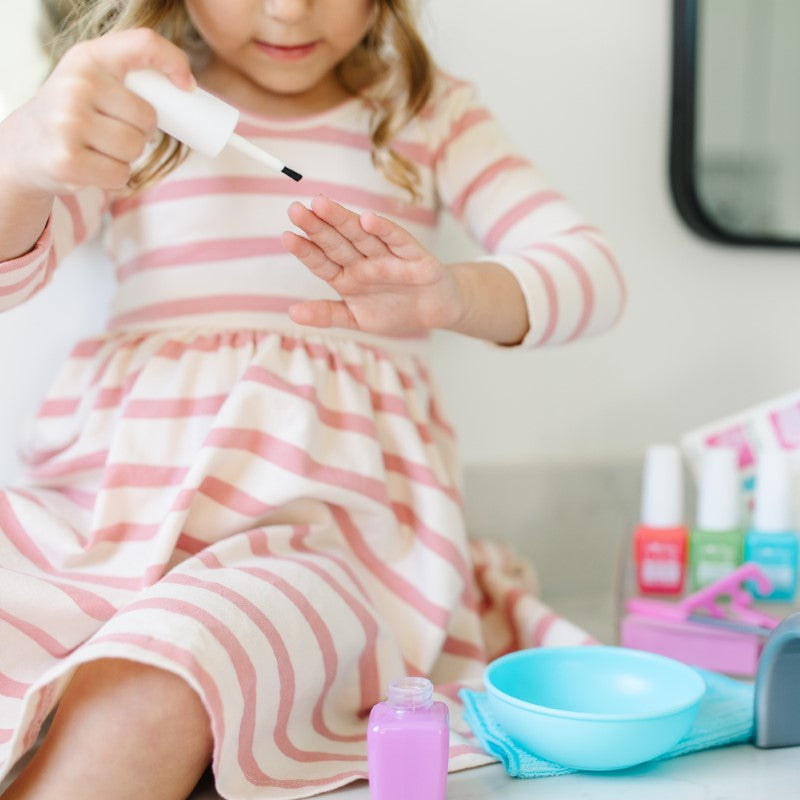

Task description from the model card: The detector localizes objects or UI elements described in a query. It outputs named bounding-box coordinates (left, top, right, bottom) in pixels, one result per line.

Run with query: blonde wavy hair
left=39, top=0, right=435, bottom=198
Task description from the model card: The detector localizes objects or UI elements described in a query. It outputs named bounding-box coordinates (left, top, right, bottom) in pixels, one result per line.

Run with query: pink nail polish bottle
left=367, top=677, right=449, bottom=800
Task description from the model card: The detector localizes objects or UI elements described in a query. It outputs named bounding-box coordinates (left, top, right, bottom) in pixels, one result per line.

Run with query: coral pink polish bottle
left=634, top=444, right=689, bottom=595
left=367, top=677, right=449, bottom=800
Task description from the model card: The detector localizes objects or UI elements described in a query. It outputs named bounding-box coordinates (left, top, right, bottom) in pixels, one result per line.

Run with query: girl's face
left=183, top=0, right=376, bottom=114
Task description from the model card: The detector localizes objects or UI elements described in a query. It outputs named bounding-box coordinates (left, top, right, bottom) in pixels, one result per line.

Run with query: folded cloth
left=459, top=669, right=754, bottom=777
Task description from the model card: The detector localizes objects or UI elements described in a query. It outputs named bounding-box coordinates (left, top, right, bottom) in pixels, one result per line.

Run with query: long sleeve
left=0, top=187, right=107, bottom=313
left=430, top=77, right=626, bottom=348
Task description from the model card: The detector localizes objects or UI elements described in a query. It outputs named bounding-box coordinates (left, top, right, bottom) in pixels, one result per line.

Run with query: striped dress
left=0, top=72, right=624, bottom=798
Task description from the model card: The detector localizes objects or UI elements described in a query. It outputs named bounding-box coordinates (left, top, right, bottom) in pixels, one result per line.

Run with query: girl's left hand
left=282, top=195, right=463, bottom=336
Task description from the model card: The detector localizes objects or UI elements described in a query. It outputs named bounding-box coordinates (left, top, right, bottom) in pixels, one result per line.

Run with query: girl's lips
left=254, top=40, right=320, bottom=61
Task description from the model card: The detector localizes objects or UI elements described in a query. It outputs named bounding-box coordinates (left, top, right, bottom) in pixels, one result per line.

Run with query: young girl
left=0, top=1, right=625, bottom=798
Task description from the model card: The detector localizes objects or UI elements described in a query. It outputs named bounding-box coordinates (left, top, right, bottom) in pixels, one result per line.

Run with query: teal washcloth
left=459, top=669, right=754, bottom=777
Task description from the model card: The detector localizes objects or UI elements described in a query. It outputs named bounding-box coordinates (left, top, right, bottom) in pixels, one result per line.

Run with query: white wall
left=1, top=0, right=800, bottom=484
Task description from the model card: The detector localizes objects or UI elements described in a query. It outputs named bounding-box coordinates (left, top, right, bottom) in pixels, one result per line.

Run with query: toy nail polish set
left=633, top=443, right=799, bottom=601
left=628, top=431, right=799, bottom=676
left=682, top=390, right=800, bottom=597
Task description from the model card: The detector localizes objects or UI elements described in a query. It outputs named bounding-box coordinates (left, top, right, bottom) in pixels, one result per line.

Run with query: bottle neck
left=387, top=677, right=434, bottom=710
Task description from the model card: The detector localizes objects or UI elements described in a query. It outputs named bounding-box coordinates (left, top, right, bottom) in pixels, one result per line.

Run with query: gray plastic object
left=754, top=612, right=800, bottom=748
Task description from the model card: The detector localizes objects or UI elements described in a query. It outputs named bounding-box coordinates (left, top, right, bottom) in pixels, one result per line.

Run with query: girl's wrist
left=442, top=261, right=530, bottom=345
left=443, top=263, right=477, bottom=334
left=0, top=114, right=56, bottom=261
left=0, top=110, right=51, bottom=200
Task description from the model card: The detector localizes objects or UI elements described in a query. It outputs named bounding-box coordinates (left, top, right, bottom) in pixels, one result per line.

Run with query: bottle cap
left=696, top=446, right=741, bottom=531
left=640, top=444, right=684, bottom=528
left=387, top=677, right=433, bottom=709
left=753, top=449, right=794, bottom=532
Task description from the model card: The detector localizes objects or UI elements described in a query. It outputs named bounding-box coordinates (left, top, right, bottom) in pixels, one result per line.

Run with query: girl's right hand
left=0, top=28, right=195, bottom=196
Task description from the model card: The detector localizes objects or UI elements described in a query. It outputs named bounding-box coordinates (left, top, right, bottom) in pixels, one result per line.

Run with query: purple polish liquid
left=367, top=677, right=449, bottom=800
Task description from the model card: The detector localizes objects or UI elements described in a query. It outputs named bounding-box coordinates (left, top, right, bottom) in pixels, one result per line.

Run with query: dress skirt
left=0, top=327, right=590, bottom=799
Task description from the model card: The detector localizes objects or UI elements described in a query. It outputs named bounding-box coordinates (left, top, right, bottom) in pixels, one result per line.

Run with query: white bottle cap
left=124, top=69, right=239, bottom=158
left=753, top=449, right=793, bottom=532
left=640, top=444, right=684, bottom=528
left=696, top=446, right=741, bottom=531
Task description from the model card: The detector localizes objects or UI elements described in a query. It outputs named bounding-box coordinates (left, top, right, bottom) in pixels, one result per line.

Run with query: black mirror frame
left=669, top=0, right=800, bottom=248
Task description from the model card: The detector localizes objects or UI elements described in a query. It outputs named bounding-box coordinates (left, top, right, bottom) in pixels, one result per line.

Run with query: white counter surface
left=191, top=727, right=800, bottom=800
left=325, top=744, right=800, bottom=799
left=191, top=589, right=800, bottom=800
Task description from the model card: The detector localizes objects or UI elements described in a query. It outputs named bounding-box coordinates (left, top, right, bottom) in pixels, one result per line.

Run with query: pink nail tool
left=620, top=563, right=782, bottom=677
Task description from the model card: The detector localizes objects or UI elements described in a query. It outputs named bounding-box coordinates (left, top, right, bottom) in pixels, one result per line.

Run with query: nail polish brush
left=124, top=69, right=303, bottom=181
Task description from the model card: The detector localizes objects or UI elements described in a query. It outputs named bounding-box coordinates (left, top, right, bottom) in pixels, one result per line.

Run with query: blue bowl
left=483, top=646, right=705, bottom=771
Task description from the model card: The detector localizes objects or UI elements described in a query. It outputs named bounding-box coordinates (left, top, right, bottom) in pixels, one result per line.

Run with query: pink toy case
left=620, top=563, right=782, bottom=677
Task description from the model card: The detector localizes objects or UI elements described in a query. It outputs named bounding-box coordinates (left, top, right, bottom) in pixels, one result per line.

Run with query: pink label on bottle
left=642, top=540, right=681, bottom=558
left=705, top=424, right=756, bottom=468
left=640, top=541, right=682, bottom=586
left=641, top=559, right=682, bottom=585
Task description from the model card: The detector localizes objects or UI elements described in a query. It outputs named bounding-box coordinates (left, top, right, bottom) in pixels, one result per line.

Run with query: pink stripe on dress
left=108, top=294, right=297, bottom=329
left=235, top=122, right=372, bottom=149
left=585, top=231, right=627, bottom=321
left=532, top=611, right=559, bottom=645
left=483, top=190, right=563, bottom=252
left=331, top=505, right=451, bottom=629
left=140, top=585, right=365, bottom=763
left=440, top=636, right=485, bottom=661
left=204, top=428, right=391, bottom=508
left=87, top=522, right=160, bottom=544
left=233, top=123, right=434, bottom=168
left=122, top=395, right=227, bottom=419
left=450, top=155, right=530, bottom=218
left=0, top=219, right=52, bottom=275
left=391, top=502, right=474, bottom=607
left=261, top=531, right=381, bottom=715
left=521, top=255, right=559, bottom=346
left=37, top=397, right=81, bottom=417
left=101, top=463, right=189, bottom=489
left=233, top=561, right=366, bottom=743
left=117, top=237, right=286, bottom=281
left=57, top=193, right=87, bottom=243
left=28, top=450, right=108, bottom=479
left=111, top=177, right=437, bottom=226
left=0, top=609, right=72, bottom=658
left=383, top=453, right=460, bottom=503
left=242, top=366, right=378, bottom=439
left=0, top=262, right=46, bottom=297
left=533, top=241, right=594, bottom=342
left=43, top=578, right=117, bottom=622
left=196, top=476, right=277, bottom=517
left=70, top=338, right=108, bottom=358
left=432, top=108, right=492, bottom=166
left=0, top=674, right=28, bottom=700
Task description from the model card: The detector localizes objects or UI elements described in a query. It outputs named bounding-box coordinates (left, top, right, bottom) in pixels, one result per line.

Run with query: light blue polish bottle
left=745, top=449, right=798, bottom=601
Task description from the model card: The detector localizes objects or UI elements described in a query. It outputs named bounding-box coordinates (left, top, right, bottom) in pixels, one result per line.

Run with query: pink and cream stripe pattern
left=0, top=71, right=619, bottom=798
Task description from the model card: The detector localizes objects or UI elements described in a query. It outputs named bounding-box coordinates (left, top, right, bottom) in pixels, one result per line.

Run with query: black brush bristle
left=282, top=166, right=303, bottom=182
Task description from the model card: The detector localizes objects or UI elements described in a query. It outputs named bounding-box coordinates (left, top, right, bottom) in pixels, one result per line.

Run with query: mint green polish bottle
left=690, top=447, right=744, bottom=590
